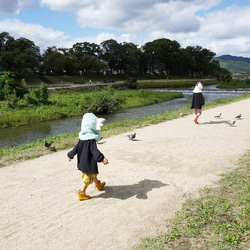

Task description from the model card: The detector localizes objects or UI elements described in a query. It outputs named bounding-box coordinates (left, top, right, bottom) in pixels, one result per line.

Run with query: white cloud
left=193, top=5, right=250, bottom=56
left=40, top=0, right=96, bottom=11
left=1, top=0, right=250, bottom=56
left=201, top=5, right=250, bottom=39
left=75, top=0, right=202, bottom=33
left=0, top=0, right=35, bottom=14
left=0, top=19, right=69, bottom=52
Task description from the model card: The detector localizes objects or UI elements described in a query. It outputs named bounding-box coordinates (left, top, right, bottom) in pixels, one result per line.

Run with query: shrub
left=80, top=85, right=123, bottom=114
left=245, top=79, right=250, bottom=85
left=6, top=91, right=19, bottom=108
left=25, top=84, right=49, bottom=105
left=126, top=77, right=138, bottom=89
left=0, top=72, right=28, bottom=100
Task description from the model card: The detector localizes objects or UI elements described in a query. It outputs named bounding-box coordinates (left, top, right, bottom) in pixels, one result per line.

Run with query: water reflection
left=0, top=87, right=245, bottom=148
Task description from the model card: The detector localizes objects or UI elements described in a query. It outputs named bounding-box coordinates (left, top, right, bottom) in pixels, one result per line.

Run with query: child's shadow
left=93, top=179, right=168, bottom=200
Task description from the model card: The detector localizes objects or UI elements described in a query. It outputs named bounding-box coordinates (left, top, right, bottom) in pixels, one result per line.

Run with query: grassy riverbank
left=0, top=89, right=182, bottom=128
left=0, top=94, right=249, bottom=167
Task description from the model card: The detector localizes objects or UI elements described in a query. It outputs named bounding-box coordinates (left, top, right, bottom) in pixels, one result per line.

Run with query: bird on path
left=235, top=114, right=242, bottom=119
left=179, top=112, right=186, bottom=117
left=226, top=120, right=236, bottom=126
left=126, top=133, right=136, bottom=140
left=214, top=113, right=222, bottom=118
left=45, top=141, right=52, bottom=148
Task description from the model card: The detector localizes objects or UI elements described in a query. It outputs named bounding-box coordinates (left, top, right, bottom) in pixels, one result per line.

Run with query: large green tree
left=0, top=31, right=230, bottom=81
left=142, top=38, right=181, bottom=76
left=119, top=42, right=141, bottom=76
left=70, top=42, right=105, bottom=75
left=100, top=39, right=123, bottom=74
left=0, top=32, right=40, bottom=77
left=42, top=46, right=66, bottom=75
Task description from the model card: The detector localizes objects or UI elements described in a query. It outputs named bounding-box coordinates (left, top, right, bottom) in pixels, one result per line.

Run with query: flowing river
left=0, top=86, right=248, bottom=148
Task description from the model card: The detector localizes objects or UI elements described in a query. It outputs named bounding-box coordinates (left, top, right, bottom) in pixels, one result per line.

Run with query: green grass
left=135, top=151, right=250, bottom=249
left=0, top=89, right=183, bottom=128
left=217, top=79, right=250, bottom=89
left=137, top=79, right=217, bottom=89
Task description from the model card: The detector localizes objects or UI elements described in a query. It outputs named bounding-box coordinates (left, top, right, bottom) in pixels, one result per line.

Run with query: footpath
left=0, top=98, right=250, bottom=250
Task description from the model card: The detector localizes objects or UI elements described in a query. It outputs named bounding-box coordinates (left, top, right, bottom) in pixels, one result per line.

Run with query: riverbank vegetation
left=0, top=93, right=249, bottom=167
left=0, top=83, right=183, bottom=128
left=136, top=78, right=217, bottom=89
left=217, top=78, right=250, bottom=89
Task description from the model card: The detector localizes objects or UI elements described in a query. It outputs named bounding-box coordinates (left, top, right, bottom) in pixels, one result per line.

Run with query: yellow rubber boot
left=96, top=181, right=106, bottom=191
left=78, top=190, right=91, bottom=200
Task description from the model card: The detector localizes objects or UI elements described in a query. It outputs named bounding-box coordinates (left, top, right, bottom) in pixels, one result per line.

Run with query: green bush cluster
left=0, top=72, right=50, bottom=109
left=24, top=83, right=50, bottom=105
left=80, top=85, right=123, bottom=113
left=0, top=72, right=28, bottom=101
left=126, top=77, right=138, bottom=89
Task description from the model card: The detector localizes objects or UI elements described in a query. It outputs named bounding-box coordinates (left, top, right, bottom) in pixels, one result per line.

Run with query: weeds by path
left=136, top=150, right=250, bottom=249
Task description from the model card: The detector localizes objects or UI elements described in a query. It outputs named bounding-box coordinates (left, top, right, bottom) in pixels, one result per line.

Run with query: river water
left=0, top=86, right=248, bottom=148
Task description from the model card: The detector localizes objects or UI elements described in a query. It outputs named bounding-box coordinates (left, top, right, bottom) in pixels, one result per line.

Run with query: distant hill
left=215, top=55, right=250, bottom=74
left=216, top=55, right=250, bottom=64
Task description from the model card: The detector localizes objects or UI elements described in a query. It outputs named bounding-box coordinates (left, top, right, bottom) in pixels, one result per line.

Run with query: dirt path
left=1, top=99, right=250, bottom=250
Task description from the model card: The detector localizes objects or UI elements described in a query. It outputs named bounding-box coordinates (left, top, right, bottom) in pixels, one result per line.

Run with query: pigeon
left=126, top=133, right=136, bottom=140
left=44, top=141, right=52, bottom=148
left=235, top=114, right=242, bottom=119
left=226, top=120, right=236, bottom=126
left=214, top=113, right=222, bottom=118
left=179, top=112, right=186, bottom=117
left=49, top=146, right=57, bottom=152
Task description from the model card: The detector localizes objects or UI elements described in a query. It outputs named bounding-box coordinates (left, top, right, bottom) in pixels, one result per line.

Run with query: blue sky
left=0, top=0, right=250, bottom=56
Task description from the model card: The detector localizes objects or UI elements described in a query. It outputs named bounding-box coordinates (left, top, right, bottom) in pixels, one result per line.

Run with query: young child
left=191, top=81, right=205, bottom=124
left=67, top=113, right=109, bottom=201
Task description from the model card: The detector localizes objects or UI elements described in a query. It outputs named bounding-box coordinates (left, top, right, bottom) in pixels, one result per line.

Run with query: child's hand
left=102, top=157, right=109, bottom=165
left=68, top=158, right=71, bottom=162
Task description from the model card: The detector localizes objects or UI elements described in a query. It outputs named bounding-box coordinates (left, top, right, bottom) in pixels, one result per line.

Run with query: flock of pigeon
left=44, top=113, right=243, bottom=146
left=214, top=113, right=242, bottom=126
left=125, top=113, right=243, bottom=141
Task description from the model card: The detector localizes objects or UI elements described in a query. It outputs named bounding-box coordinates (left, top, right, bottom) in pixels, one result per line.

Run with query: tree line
left=0, top=31, right=230, bottom=81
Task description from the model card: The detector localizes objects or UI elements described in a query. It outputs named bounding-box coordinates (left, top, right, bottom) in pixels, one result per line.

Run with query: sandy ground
left=0, top=99, right=250, bottom=250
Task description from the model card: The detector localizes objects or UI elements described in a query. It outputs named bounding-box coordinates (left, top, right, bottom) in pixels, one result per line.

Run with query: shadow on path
left=93, top=179, right=168, bottom=200
left=199, top=120, right=229, bottom=125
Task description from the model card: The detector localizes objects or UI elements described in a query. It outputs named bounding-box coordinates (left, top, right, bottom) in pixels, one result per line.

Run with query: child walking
left=191, top=82, right=205, bottom=124
left=67, top=113, right=109, bottom=200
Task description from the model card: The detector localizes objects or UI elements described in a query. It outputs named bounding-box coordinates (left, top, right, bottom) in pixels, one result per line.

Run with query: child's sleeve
left=67, top=141, right=79, bottom=159
left=90, top=141, right=105, bottom=162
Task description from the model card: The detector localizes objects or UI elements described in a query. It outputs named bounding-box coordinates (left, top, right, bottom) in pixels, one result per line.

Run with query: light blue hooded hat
left=79, top=113, right=105, bottom=141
